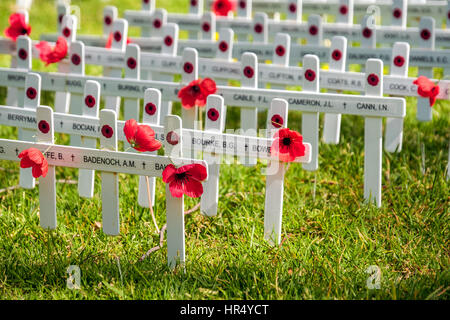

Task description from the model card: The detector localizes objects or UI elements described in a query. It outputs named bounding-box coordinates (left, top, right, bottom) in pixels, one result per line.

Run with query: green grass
left=0, top=0, right=449, bottom=300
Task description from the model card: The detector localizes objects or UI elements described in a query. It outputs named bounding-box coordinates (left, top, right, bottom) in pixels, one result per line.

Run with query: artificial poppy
left=178, top=78, right=217, bottom=109
left=162, top=163, right=207, bottom=198
left=123, top=119, right=162, bottom=152
left=212, top=0, right=236, bottom=16
left=270, top=128, right=306, bottom=162
left=35, top=36, right=68, bottom=66
left=18, top=148, right=48, bottom=178
left=413, top=76, right=440, bottom=107
left=4, top=13, right=31, bottom=42
left=105, top=32, right=131, bottom=49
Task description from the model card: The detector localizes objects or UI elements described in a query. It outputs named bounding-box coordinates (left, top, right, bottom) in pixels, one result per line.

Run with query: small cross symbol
left=15, top=148, right=19, bottom=156
left=71, top=154, right=75, bottom=161
left=142, top=162, right=146, bottom=169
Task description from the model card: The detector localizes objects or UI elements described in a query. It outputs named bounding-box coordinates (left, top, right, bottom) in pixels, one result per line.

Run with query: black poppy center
left=21, top=28, right=28, bottom=35
left=192, top=85, right=200, bottom=93
left=282, top=137, right=291, bottom=146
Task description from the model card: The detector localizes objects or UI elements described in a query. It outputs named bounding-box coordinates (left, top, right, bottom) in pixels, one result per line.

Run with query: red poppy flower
left=413, top=76, right=440, bottom=107
left=162, top=163, right=207, bottom=198
left=35, top=36, right=68, bottom=66
left=123, top=119, right=162, bottom=152
left=178, top=78, right=217, bottom=109
left=4, top=13, right=31, bottom=42
left=270, top=128, right=306, bottom=162
left=212, top=0, right=236, bottom=16
left=18, top=148, right=48, bottom=178
left=105, top=32, right=131, bottom=49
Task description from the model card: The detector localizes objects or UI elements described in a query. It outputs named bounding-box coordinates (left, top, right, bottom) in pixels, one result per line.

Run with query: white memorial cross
left=322, top=36, right=347, bottom=145
left=198, top=95, right=312, bottom=226
left=384, top=42, right=410, bottom=153
left=18, top=69, right=39, bottom=189
left=140, top=0, right=156, bottom=37
left=54, top=15, right=77, bottom=114
left=145, top=23, right=179, bottom=124
left=6, top=11, right=29, bottom=109
left=103, top=19, right=128, bottom=115
left=56, top=3, right=68, bottom=34
left=188, top=0, right=204, bottom=39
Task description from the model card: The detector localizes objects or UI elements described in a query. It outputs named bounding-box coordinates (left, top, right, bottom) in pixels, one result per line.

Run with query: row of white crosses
left=114, top=8, right=450, bottom=125
left=55, top=0, right=450, bottom=28
left=38, top=9, right=450, bottom=71
left=201, top=0, right=450, bottom=27
left=52, top=2, right=450, bottom=53
left=120, top=0, right=450, bottom=47
left=17, top=18, right=447, bottom=150
left=121, top=0, right=450, bottom=94
left=0, top=34, right=406, bottom=207
left=0, top=77, right=209, bottom=268
left=38, top=4, right=450, bottom=100
left=37, top=3, right=450, bottom=101
left=34, top=11, right=448, bottom=126
left=0, top=71, right=313, bottom=247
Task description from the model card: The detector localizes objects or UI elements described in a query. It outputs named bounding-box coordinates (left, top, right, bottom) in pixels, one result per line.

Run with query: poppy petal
left=429, top=96, right=437, bottom=107
left=291, top=140, right=306, bottom=158
left=32, top=165, right=42, bottom=178
left=27, top=148, right=44, bottom=165
left=135, top=124, right=161, bottom=152
left=162, top=164, right=177, bottom=184
left=169, top=179, right=185, bottom=198
left=414, top=76, right=435, bottom=97
left=19, top=156, right=34, bottom=168
left=123, top=119, right=139, bottom=145
left=40, top=159, right=49, bottom=178
left=183, top=178, right=204, bottom=198
left=53, top=36, right=68, bottom=57
left=185, top=164, right=207, bottom=181
left=200, top=78, right=217, bottom=95
left=106, top=32, right=113, bottom=49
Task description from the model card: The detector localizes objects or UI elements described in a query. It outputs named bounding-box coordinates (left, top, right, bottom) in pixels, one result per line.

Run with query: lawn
left=0, top=0, right=448, bottom=300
